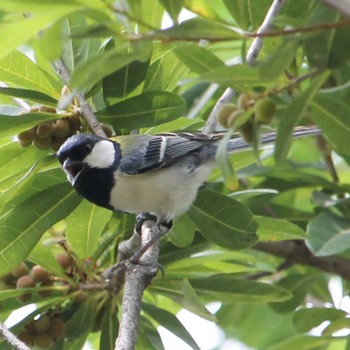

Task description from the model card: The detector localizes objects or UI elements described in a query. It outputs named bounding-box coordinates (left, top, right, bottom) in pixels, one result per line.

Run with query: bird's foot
left=135, top=212, right=173, bottom=234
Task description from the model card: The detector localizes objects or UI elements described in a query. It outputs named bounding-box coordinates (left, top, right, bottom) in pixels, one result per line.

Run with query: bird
left=57, top=127, right=321, bottom=232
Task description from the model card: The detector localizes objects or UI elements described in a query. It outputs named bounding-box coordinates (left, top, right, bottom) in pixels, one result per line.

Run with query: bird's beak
left=63, top=159, right=84, bottom=184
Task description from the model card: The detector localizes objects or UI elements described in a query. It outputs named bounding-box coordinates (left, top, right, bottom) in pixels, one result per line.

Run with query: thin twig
left=246, top=0, right=287, bottom=64
left=53, top=59, right=107, bottom=138
left=0, top=322, right=30, bottom=350
left=254, top=240, right=350, bottom=281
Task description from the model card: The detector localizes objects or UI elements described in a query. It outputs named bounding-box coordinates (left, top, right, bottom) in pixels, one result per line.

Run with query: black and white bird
left=57, top=127, right=320, bottom=230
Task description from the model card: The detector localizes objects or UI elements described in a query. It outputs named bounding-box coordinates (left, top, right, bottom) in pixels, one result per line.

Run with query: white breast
left=110, top=163, right=213, bottom=222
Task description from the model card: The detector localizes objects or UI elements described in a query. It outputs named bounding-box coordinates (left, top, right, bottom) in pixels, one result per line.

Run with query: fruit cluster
left=17, top=110, right=82, bottom=151
left=0, top=253, right=73, bottom=303
left=18, top=314, right=65, bottom=349
left=217, top=94, right=277, bottom=142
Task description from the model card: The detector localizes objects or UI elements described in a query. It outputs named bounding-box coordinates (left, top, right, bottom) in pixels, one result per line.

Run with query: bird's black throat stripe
left=73, top=142, right=121, bottom=211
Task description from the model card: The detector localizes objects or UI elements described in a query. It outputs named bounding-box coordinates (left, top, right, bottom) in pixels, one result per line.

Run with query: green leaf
left=188, top=190, right=258, bottom=249
left=270, top=274, right=316, bottom=313
left=142, top=303, right=201, bottom=350
left=0, top=112, right=60, bottom=137
left=168, top=214, right=196, bottom=247
left=0, top=0, right=84, bottom=62
left=256, top=216, right=306, bottom=241
left=195, top=64, right=267, bottom=87
left=258, top=39, right=299, bottom=80
left=293, top=308, right=347, bottom=333
left=306, top=211, right=350, bottom=256
left=173, top=44, right=224, bottom=74
left=97, top=91, right=186, bottom=130
left=70, top=41, right=152, bottom=90
left=151, top=17, right=243, bottom=40
left=99, top=303, right=119, bottom=350
left=274, top=71, right=330, bottom=162
left=0, top=50, right=61, bottom=98
left=160, top=0, right=184, bottom=22
left=0, top=87, right=57, bottom=106
left=65, top=300, right=95, bottom=339
left=144, top=49, right=189, bottom=92
left=268, top=335, right=332, bottom=350
left=190, top=276, right=292, bottom=303
left=223, top=0, right=273, bottom=30
left=311, top=94, right=350, bottom=156
left=0, top=155, right=56, bottom=207
left=0, top=183, right=81, bottom=274
left=66, top=200, right=112, bottom=259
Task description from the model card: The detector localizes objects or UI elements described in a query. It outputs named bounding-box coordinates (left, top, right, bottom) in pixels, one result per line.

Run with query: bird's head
left=57, top=134, right=116, bottom=183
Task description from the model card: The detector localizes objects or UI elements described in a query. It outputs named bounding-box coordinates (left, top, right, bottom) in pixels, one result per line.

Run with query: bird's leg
left=135, top=212, right=173, bottom=234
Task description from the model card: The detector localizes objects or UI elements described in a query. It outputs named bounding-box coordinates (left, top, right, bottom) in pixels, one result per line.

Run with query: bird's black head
left=57, top=133, right=120, bottom=210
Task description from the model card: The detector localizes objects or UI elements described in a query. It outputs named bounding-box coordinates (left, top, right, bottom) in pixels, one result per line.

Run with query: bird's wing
left=115, top=133, right=210, bottom=174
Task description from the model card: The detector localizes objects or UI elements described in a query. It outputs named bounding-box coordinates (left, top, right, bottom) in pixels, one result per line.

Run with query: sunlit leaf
left=188, top=190, right=258, bottom=249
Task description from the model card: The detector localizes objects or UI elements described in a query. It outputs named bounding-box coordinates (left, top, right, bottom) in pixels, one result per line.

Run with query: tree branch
left=254, top=240, right=350, bottom=281
left=0, top=322, right=30, bottom=350
left=246, top=0, right=287, bottom=64
left=53, top=59, right=107, bottom=138
left=115, top=221, right=167, bottom=350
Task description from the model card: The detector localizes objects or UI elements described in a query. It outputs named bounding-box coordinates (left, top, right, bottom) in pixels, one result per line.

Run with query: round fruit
left=55, top=253, right=73, bottom=270
left=31, top=265, right=51, bottom=283
left=51, top=137, right=66, bottom=152
left=36, top=123, right=54, bottom=138
left=11, top=262, right=29, bottom=279
left=238, top=121, right=254, bottom=144
left=217, top=104, right=237, bottom=128
left=16, top=275, right=35, bottom=289
left=34, top=315, right=51, bottom=334
left=237, top=93, right=253, bottom=110
left=48, top=317, right=65, bottom=339
left=52, top=119, right=70, bottom=138
left=18, top=330, right=34, bottom=346
left=34, top=334, right=53, bottom=349
left=34, top=135, right=52, bottom=150
left=227, top=109, right=246, bottom=130
left=17, top=128, right=36, bottom=147
left=254, top=97, right=276, bottom=124
left=68, top=115, right=81, bottom=132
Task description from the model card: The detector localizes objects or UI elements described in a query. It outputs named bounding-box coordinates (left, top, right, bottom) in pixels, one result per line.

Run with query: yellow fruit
left=254, top=97, right=276, bottom=124
left=36, top=123, right=54, bottom=138
left=217, top=104, right=237, bottom=128
left=52, top=119, right=70, bottom=138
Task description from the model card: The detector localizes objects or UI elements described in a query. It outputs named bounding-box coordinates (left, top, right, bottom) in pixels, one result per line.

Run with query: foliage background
left=1, top=0, right=350, bottom=349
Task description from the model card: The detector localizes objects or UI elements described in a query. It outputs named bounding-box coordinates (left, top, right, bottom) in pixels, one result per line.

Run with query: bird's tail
left=227, top=126, right=321, bottom=153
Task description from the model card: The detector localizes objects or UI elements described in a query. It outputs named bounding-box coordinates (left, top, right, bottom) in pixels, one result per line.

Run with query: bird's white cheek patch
left=84, top=140, right=115, bottom=169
